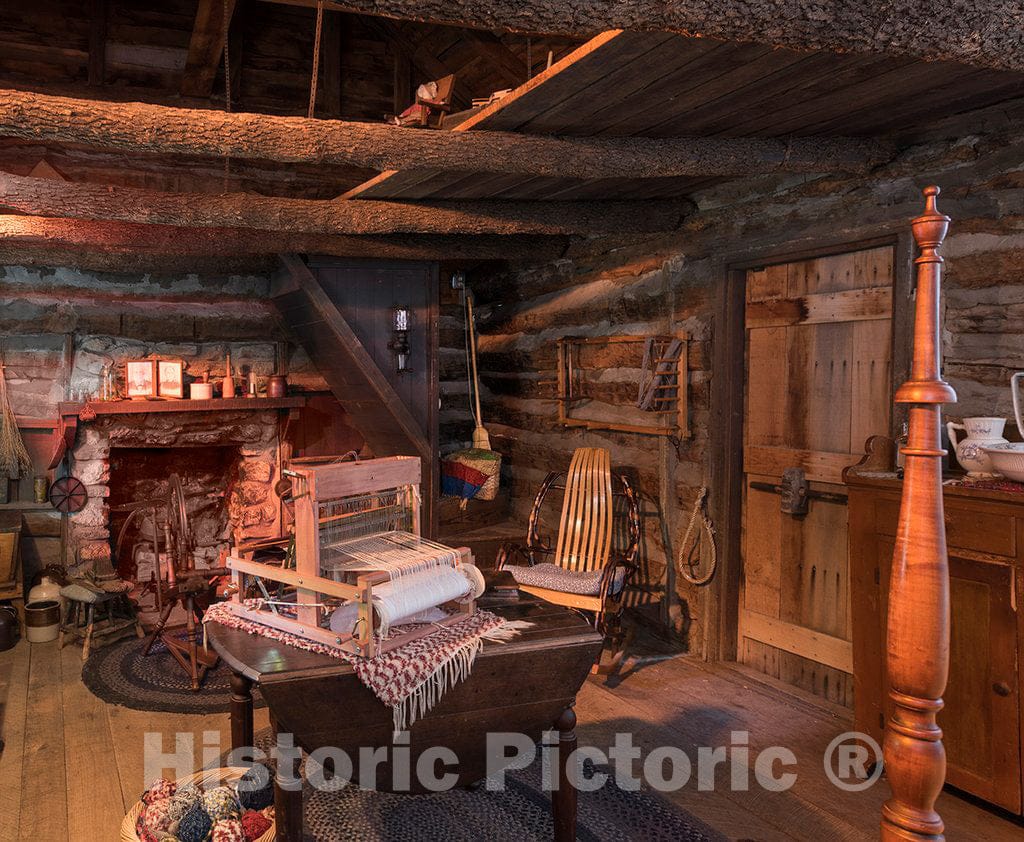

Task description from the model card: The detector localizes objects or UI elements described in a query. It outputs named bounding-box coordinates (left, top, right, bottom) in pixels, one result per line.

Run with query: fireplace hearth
left=67, top=404, right=296, bottom=576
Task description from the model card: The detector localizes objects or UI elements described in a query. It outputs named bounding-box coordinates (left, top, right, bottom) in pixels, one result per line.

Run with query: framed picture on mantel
left=125, top=359, right=157, bottom=399
left=157, top=359, right=184, bottom=399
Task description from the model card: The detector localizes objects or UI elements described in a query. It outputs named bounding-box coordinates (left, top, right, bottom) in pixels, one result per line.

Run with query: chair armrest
left=598, top=555, right=637, bottom=602
left=495, top=542, right=553, bottom=570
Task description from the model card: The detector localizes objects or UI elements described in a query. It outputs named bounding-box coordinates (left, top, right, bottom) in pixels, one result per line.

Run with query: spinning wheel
left=128, top=471, right=227, bottom=690
left=49, top=475, right=88, bottom=513
left=166, top=473, right=193, bottom=571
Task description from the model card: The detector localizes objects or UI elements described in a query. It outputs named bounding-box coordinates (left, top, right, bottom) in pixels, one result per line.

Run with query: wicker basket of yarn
left=442, top=447, right=501, bottom=501
left=120, top=766, right=275, bottom=842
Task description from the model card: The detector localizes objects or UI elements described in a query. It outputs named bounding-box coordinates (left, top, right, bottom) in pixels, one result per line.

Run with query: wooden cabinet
left=848, top=474, right=1024, bottom=812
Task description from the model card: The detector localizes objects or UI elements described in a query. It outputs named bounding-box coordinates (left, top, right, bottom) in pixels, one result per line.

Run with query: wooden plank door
left=739, top=246, right=894, bottom=705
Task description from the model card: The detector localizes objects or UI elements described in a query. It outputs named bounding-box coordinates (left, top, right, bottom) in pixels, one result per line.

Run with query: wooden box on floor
left=847, top=473, right=1024, bottom=813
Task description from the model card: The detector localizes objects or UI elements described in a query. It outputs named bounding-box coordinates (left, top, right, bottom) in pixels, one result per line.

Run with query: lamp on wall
left=390, top=306, right=412, bottom=373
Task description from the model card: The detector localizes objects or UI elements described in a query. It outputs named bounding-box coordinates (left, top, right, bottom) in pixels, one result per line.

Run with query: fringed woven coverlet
left=204, top=600, right=529, bottom=734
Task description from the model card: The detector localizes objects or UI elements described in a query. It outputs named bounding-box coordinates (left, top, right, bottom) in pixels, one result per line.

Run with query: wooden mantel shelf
left=48, top=397, right=305, bottom=469
left=58, top=397, right=305, bottom=416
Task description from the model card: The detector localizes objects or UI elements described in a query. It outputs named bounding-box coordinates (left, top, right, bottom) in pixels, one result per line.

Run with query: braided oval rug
left=81, top=632, right=263, bottom=713
left=221, top=730, right=724, bottom=842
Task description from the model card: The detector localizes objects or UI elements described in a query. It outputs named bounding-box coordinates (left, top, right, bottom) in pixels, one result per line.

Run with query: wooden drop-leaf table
left=207, top=595, right=603, bottom=841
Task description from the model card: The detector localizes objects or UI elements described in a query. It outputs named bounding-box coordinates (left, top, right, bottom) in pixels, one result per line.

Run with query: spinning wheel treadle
left=49, top=475, right=88, bottom=513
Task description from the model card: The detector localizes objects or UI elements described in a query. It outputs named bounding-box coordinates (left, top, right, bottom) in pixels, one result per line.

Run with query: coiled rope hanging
left=676, top=486, right=717, bottom=585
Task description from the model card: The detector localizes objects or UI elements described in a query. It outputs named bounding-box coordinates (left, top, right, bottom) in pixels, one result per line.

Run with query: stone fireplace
left=68, top=406, right=289, bottom=577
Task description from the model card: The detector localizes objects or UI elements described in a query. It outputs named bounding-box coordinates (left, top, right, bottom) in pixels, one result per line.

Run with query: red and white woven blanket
left=203, top=601, right=528, bottom=733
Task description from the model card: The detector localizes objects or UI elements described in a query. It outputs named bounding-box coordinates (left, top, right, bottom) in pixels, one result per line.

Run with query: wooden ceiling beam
left=0, top=171, right=691, bottom=235
left=181, top=0, right=238, bottom=98
left=260, top=0, right=1024, bottom=73
left=0, top=215, right=571, bottom=266
left=0, top=90, right=895, bottom=179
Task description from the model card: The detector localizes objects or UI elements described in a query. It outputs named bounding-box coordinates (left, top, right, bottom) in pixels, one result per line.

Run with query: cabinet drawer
left=874, top=498, right=1017, bottom=558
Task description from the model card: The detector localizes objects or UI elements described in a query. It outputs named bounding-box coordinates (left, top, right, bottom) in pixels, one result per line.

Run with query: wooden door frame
left=707, top=228, right=915, bottom=663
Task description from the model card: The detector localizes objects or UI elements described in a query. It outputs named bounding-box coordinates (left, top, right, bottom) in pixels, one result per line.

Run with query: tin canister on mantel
left=33, top=476, right=48, bottom=504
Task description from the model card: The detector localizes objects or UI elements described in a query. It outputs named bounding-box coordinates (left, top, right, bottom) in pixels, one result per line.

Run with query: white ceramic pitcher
left=947, top=416, right=1007, bottom=475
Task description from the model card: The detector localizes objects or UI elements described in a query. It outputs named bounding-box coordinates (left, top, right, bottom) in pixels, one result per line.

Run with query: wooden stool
left=59, top=582, right=144, bottom=660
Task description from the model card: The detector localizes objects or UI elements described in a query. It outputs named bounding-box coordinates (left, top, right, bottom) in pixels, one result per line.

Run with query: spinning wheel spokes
left=166, top=472, right=193, bottom=571
left=49, top=475, right=88, bottom=513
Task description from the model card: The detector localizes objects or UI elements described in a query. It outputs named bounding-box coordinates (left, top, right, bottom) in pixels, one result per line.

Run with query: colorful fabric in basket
left=442, top=448, right=501, bottom=501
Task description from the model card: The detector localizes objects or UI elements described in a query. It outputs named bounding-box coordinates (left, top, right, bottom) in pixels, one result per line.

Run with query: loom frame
left=222, top=456, right=474, bottom=658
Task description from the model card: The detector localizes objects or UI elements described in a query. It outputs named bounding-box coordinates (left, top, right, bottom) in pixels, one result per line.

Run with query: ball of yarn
left=203, top=785, right=241, bottom=822
left=240, top=809, right=272, bottom=841
left=144, top=797, right=174, bottom=834
left=177, top=801, right=213, bottom=842
left=168, top=782, right=201, bottom=823
left=143, top=778, right=177, bottom=805
left=135, top=812, right=158, bottom=842
left=212, top=817, right=246, bottom=842
left=237, top=768, right=275, bottom=811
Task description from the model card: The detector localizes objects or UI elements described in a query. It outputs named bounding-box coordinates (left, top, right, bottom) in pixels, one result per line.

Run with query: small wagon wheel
left=48, top=476, right=88, bottom=513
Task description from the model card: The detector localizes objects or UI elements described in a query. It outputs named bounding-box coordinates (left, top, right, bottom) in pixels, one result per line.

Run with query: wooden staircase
left=271, top=254, right=436, bottom=526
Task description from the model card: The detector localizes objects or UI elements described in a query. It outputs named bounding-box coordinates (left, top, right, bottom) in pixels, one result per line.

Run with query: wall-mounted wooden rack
left=555, top=333, right=689, bottom=438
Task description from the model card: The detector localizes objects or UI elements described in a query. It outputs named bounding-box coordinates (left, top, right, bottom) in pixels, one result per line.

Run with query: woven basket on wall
left=120, top=766, right=275, bottom=842
left=443, top=448, right=501, bottom=501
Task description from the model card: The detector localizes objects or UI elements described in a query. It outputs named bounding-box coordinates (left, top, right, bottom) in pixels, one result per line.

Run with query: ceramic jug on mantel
left=947, top=416, right=1008, bottom=476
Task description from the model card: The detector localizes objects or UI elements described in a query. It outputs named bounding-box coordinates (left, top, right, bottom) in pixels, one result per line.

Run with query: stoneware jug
left=947, top=416, right=1007, bottom=476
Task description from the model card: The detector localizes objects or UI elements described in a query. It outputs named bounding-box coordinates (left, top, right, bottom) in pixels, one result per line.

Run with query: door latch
left=749, top=467, right=848, bottom=515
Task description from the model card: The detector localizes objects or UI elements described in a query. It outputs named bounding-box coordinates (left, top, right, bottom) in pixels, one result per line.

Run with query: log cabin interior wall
left=0, top=0, right=1021, bottom=700
left=469, top=113, right=1024, bottom=673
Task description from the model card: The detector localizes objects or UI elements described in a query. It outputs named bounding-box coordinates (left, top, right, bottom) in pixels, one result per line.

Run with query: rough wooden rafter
left=264, top=1, right=1024, bottom=73
left=0, top=171, right=690, bottom=236
left=0, top=214, right=570, bottom=269
left=181, top=0, right=238, bottom=98
left=0, top=90, right=895, bottom=179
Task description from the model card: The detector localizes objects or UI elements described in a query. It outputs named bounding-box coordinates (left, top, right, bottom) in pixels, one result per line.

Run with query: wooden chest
left=847, top=474, right=1024, bottom=812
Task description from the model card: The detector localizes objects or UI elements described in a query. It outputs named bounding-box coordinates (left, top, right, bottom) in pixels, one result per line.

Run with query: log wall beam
left=0, top=171, right=690, bottom=236
left=0, top=90, right=895, bottom=179
left=260, top=0, right=1024, bottom=73
left=0, top=214, right=570, bottom=270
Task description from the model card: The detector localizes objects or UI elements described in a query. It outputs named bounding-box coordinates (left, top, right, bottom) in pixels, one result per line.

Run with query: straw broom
left=466, top=294, right=490, bottom=450
left=0, top=363, right=32, bottom=480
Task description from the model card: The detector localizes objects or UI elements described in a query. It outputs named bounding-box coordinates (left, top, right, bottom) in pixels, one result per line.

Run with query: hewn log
left=0, top=171, right=690, bottom=235
left=0, top=215, right=569, bottom=268
left=0, top=90, right=894, bottom=179
left=265, top=0, right=1024, bottom=73
left=181, top=0, right=238, bottom=98
left=882, top=186, right=956, bottom=840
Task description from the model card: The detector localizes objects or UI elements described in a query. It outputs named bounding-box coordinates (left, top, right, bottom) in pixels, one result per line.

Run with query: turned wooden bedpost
left=881, top=186, right=957, bottom=840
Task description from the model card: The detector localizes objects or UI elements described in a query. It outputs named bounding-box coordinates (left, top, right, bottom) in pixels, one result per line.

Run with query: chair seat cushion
left=508, top=562, right=625, bottom=597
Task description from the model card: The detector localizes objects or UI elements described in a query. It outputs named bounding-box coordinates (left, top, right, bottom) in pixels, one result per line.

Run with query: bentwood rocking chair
left=496, top=447, right=641, bottom=669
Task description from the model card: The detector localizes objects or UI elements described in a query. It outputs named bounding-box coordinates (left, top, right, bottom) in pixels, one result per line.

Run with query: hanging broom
left=466, top=294, right=490, bottom=450
left=0, top=363, right=32, bottom=483
left=440, top=292, right=500, bottom=503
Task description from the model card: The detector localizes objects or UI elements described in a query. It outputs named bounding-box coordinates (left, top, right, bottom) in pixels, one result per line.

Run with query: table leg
left=271, top=712, right=303, bottom=842
left=552, top=704, right=578, bottom=842
left=229, top=672, right=254, bottom=753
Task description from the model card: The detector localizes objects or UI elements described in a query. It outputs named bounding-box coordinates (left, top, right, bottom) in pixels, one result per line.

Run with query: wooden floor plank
left=0, top=641, right=31, bottom=842
left=60, top=645, right=129, bottom=839
left=2, top=634, right=1020, bottom=841
left=19, top=640, right=67, bottom=841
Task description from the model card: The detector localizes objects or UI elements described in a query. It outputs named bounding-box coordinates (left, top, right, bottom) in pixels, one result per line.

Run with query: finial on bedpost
left=881, top=187, right=956, bottom=841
